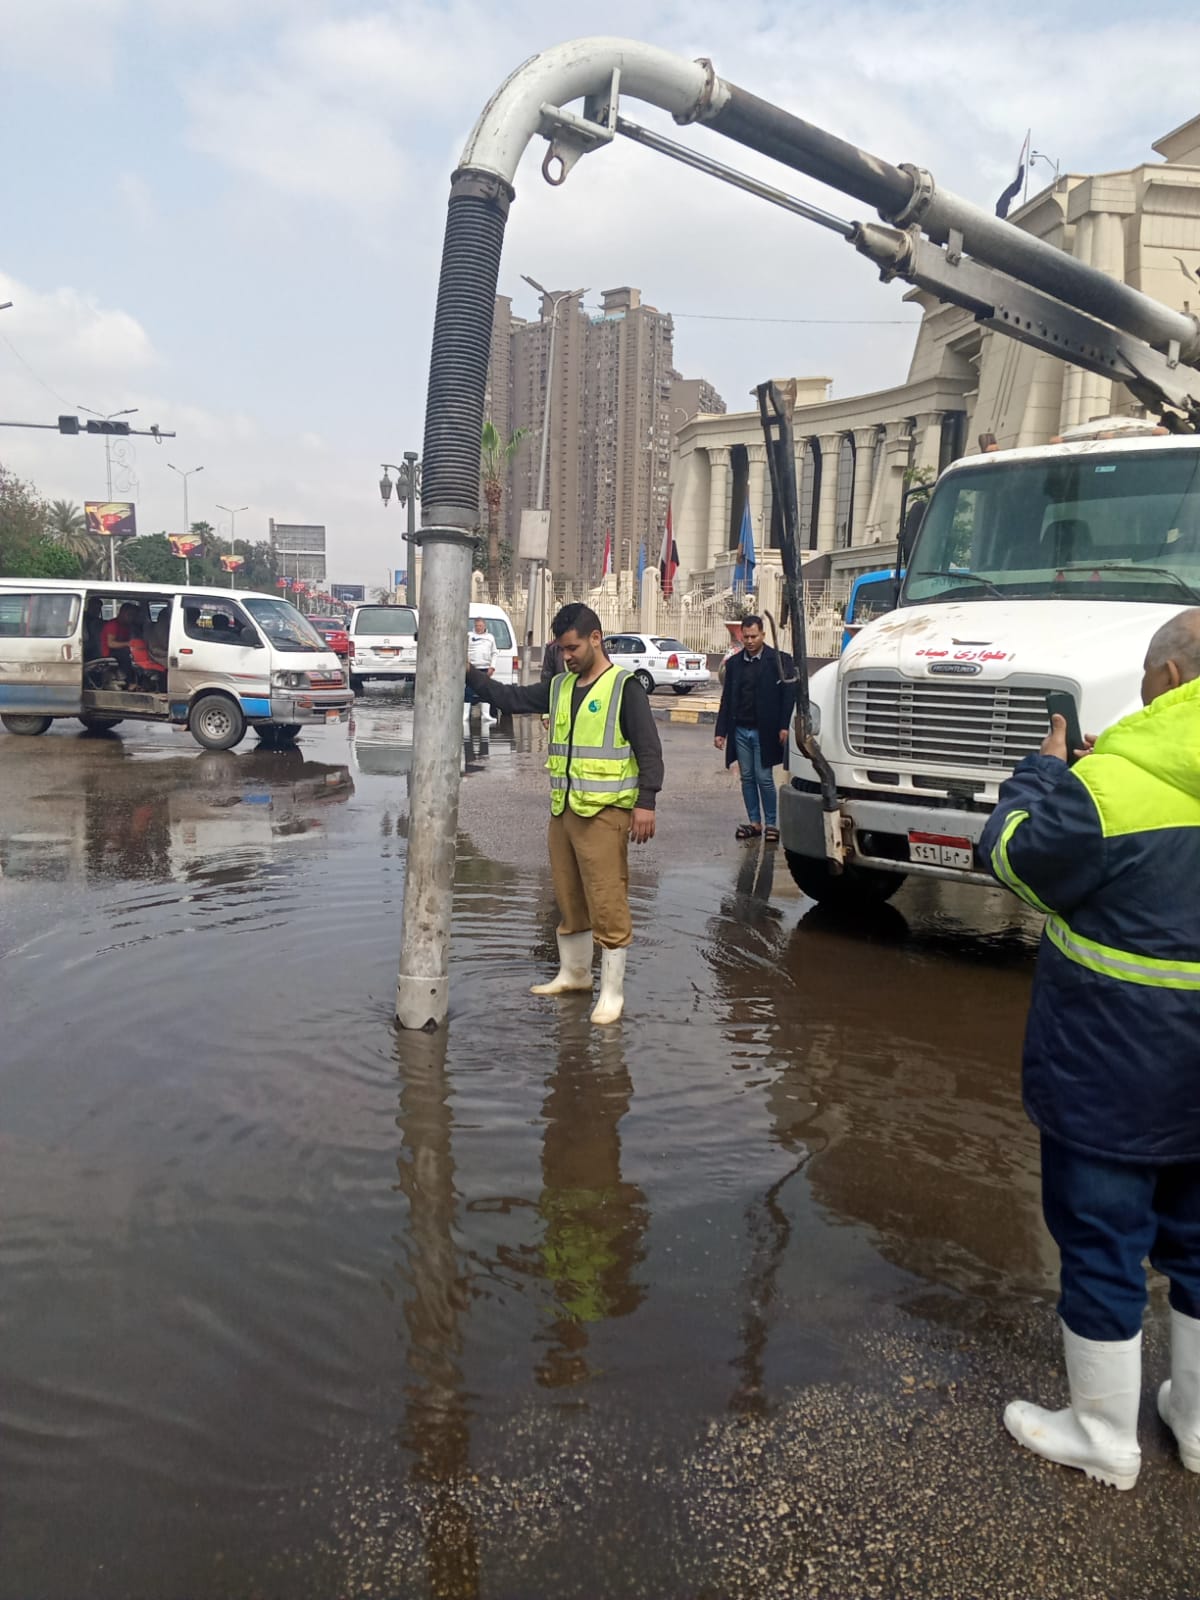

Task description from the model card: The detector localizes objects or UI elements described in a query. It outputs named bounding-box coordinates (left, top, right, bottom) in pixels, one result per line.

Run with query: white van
left=347, top=603, right=418, bottom=693
left=0, top=579, right=351, bottom=750
left=468, top=602, right=519, bottom=685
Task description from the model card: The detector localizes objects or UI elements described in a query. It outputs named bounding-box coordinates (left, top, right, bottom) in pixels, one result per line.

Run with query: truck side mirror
left=899, top=499, right=927, bottom=566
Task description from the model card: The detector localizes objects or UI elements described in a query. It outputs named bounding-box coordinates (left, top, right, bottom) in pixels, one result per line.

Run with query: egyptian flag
left=658, top=502, right=679, bottom=598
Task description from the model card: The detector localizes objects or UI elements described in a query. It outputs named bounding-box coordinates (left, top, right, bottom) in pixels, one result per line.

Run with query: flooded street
left=2, top=699, right=1197, bottom=1599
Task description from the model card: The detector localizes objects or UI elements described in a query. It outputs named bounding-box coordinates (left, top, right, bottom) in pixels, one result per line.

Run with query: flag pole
left=1022, top=128, right=1031, bottom=207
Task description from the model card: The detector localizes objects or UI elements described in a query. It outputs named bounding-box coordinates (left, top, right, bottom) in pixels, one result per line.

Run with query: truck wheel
left=189, top=694, right=246, bottom=751
left=79, top=714, right=124, bottom=732
left=784, top=849, right=905, bottom=909
left=634, top=669, right=655, bottom=693
left=1, top=714, right=52, bottom=736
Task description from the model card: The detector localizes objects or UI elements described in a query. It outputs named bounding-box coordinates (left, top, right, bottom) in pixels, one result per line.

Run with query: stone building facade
left=671, top=111, right=1200, bottom=595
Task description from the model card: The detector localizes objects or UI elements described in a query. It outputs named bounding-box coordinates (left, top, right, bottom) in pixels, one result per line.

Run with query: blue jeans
left=734, top=726, right=777, bottom=828
left=1041, top=1133, right=1200, bottom=1340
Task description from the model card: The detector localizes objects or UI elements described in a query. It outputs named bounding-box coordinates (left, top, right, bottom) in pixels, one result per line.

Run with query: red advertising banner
left=168, top=533, right=203, bottom=559
left=85, top=501, right=136, bottom=540
left=219, top=554, right=245, bottom=573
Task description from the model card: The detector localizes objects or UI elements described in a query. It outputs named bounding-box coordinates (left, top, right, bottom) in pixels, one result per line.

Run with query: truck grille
left=844, top=677, right=1052, bottom=771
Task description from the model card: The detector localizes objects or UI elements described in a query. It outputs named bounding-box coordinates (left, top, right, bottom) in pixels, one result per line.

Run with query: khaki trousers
left=547, top=804, right=632, bottom=950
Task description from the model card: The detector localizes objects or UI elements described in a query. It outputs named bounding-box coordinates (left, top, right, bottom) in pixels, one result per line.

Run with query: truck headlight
left=272, top=670, right=309, bottom=690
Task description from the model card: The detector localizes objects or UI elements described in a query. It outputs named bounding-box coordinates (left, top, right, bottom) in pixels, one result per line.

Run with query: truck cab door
left=0, top=588, right=84, bottom=716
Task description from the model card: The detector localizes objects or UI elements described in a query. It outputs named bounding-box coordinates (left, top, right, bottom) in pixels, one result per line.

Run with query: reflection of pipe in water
left=392, top=1029, right=480, bottom=1597
left=534, top=1013, right=649, bottom=1389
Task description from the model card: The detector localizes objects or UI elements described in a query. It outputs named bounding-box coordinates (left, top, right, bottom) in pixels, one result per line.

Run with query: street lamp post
left=518, top=277, right=586, bottom=680
left=168, top=463, right=204, bottom=584
left=80, top=404, right=137, bottom=580
left=380, top=453, right=421, bottom=605
left=217, top=504, right=248, bottom=588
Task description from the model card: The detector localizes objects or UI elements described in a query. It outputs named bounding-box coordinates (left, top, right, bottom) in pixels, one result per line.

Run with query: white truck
left=779, top=419, right=1200, bottom=907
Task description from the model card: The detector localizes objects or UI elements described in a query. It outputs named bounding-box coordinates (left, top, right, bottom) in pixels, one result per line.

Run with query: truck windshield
left=904, top=448, right=1200, bottom=606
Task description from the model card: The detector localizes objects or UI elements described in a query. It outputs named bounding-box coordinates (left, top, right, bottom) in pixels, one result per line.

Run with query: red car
left=308, top=615, right=349, bottom=657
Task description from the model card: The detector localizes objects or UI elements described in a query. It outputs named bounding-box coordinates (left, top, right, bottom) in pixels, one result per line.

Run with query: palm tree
left=45, top=499, right=104, bottom=573
left=480, top=421, right=529, bottom=602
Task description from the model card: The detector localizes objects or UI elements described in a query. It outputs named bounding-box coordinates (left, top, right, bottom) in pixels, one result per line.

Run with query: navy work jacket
left=980, top=678, right=1200, bottom=1163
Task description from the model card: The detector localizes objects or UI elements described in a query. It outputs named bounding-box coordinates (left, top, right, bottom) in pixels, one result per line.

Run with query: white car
left=347, top=603, right=418, bottom=692
left=603, top=633, right=711, bottom=695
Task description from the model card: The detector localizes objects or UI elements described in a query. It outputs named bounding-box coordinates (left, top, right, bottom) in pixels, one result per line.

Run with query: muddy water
left=2, top=700, right=1185, bottom=1599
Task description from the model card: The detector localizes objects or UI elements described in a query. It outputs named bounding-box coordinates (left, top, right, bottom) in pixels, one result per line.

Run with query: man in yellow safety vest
left=465, top=603, right=663, bottom=1025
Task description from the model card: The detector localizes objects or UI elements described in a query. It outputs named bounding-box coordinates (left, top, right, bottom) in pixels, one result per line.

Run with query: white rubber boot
left=589, top=947, right=626, bottom=1026
left=530, top=931, right=594, bottom=996
left=1157, top=1308, right=1200, bottom=1471
left=1004, top=1321, right=1142, bottom=1490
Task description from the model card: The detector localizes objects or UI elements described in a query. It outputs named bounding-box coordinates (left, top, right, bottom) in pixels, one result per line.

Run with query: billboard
left=85, top=501, right=136, bottom=540
left=219, top=554, right=245, bottom=573
left=168, top=533, right=204, bottom=559
left=333, top=584, right=365, bottom=603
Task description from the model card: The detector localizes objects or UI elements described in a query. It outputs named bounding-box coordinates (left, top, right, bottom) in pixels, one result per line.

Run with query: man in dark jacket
left=981, top=607, right=1200, bottom=1491
left=714, top=616, right=795, bottom=841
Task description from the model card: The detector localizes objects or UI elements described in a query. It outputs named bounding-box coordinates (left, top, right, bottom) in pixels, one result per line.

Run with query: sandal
left=764, top=827, right=780, bottom=843
left=735, top=824, right=763, bottom=841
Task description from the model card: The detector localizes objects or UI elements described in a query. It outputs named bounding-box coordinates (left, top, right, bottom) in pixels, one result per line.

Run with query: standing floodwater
left=0, top=705, right=1192, bottom=1599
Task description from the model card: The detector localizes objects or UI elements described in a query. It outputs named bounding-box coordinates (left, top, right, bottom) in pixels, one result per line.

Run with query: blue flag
left=636, top=541, right=646, bottom=588
left=733, top=500, right=756, bottom=594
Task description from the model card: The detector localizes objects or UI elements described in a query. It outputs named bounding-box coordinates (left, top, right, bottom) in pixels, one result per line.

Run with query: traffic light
left=57, top=414, right=80, bottom=434
left=84, top=419, right=131, bottom=435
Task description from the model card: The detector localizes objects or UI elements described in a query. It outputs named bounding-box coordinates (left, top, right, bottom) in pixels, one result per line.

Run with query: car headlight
left=272, top=670, right=309, bottom=690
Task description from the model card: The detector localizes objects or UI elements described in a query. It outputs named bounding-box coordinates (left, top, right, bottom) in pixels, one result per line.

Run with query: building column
left=851, top=427, right=877, bottom=545
left=866, top=419, right=912, bottom=543
left=706, top=446, right=731, bottom=567
left=1079, top=213, right=1122, bottom=423
left=746, top=443, right=768, bottom=539
left=816, top=434, right=841, bottom=553
left=912, top=411, right=944, bottom=477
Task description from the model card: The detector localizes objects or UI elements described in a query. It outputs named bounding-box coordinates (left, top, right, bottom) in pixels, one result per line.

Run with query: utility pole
left=79, top=405, right=138, bottom=580
left=168, top=462, right=203, bottom=584
left=380, top=455, right=422, bottom=606
left=518, top=278, right=586, bottom=680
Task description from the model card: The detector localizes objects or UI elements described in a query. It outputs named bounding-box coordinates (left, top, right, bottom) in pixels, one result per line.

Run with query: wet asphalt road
left=1, top=694, right=1199, bottom=1600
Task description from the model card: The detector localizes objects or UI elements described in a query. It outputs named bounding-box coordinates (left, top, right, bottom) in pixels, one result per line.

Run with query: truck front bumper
left=779, top=782, right=996, bottom=886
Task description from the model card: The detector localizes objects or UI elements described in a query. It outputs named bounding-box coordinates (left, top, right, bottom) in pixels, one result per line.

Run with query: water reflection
left=534, top=1013, right=648, bottom=1390
left=392, top=1029, right=480, bottom=1597
left=0, top=748, right=352, bottom=887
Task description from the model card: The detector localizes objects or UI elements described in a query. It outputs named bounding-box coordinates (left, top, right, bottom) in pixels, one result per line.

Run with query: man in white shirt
left=466, top=617, right=496, bottom=719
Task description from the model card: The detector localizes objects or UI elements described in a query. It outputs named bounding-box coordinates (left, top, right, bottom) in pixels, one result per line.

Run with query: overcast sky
left=2, top=0, right=1199, bottom=586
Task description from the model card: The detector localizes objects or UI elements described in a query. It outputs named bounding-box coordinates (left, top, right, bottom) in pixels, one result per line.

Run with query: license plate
left=375, top=647, right=397, bottom=657
left=325, top=710, right=341, bottom=724
left=686, top=658, right=702, bottom=669
left=908, top=831, right=974, bottom=869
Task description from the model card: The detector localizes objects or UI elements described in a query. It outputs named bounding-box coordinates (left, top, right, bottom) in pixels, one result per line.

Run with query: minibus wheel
left=2, top=714, right=52, bottom=736
left=189, top=693, right=246, bottom=751
left=79, top=714, right=124, bottom=733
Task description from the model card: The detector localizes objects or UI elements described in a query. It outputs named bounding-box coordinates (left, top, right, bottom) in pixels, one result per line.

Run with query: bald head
left=1141, top=608, right=1200, bottom=705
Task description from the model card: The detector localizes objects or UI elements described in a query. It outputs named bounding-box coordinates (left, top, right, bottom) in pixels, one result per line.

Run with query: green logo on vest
left=588, top=699, right=601, bottom=713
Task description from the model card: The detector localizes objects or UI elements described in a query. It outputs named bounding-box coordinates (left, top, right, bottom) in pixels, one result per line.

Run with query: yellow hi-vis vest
left=547, top=667, right=640, bottom=818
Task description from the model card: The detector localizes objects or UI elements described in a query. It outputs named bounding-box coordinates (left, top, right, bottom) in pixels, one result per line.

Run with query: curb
left=649, top=699, right=720, bottom=726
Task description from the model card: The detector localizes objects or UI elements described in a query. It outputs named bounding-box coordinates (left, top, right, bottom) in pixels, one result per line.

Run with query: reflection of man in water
left=535, top=1020, right=647, bottom=1388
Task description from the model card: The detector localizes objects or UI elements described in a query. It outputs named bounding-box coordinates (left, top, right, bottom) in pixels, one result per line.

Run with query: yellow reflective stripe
left=990, top=810, right=1054, bottom=915
left=1047, top=916, right=1200, bottom=990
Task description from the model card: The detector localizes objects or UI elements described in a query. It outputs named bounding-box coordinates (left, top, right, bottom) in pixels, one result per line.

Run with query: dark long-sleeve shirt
left=467, top=663, right=664, bottom=809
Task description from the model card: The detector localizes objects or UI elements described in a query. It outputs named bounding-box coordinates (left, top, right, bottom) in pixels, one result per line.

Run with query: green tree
left=480, top=421, right=528, bottom=602
left=44, top=498, right=104, bottom=573
left=123, top=533, right=181, bottom=584
left=0, top=466, right=85, bottom=577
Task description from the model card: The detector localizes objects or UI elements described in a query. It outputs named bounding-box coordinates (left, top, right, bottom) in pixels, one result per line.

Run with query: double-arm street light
left=217, top=503, right=248, bottom=588
left=167, top=462, right=204, bottom=584
left=380, top=451, right=421, bottom=604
